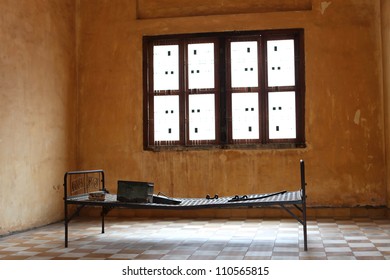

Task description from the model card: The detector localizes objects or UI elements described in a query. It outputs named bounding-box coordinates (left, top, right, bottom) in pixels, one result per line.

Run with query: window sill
left=145, top=142, right=306, bottom=152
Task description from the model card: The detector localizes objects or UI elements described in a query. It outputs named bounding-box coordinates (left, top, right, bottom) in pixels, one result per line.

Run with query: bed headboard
left=63, top=169, right=106, bottom=198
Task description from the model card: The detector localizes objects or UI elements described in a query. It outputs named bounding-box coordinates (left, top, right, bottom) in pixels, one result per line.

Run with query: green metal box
left=117, top=181, right=154, bottom=203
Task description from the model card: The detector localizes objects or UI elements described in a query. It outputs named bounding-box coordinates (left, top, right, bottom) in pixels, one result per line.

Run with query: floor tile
left=1, top=217, right=389, bottom=260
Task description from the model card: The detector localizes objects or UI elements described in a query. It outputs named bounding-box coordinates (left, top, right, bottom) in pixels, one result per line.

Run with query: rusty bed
left=63, top=160, right=308, bottom=250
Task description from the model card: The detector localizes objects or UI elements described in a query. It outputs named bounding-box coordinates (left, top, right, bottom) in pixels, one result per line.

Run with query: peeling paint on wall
left=354, top=109, right=361, bottom=125
left=320, top=1, right=332, bottom=15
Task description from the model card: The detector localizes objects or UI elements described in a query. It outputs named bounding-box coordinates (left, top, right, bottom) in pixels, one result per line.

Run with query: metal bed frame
left=63, top=160, right=308, bottom=250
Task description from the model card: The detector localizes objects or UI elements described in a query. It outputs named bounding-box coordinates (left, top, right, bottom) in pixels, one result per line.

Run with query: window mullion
left=219, top=38, right=228, bottom=145
left=259, top=36, right=267, bottom=144
left=179, top=42, right=186, bottom=146
left=295, top=32, right=305, bottom=145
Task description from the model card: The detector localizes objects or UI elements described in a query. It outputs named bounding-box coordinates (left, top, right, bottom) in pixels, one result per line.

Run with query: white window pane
left=267, top=40, right=295, bottom=87
left=153, top=45, right=179, bottom=91
left=231, top=41, right=258, bottom=88
left=268, top=91, right=296, bottom=139
left=189, top=94, right=215, bottom=141
left=232, top=92, right=259, bottom=140
left=154, top=95, right=180, bottom=141
left=188, top=43, right=214, bottom=89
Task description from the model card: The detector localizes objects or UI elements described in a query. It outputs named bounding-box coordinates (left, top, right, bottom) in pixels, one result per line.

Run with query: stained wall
left=77, top=0, right=387, bottom=216
left=0, top=0, right=77, bottom=234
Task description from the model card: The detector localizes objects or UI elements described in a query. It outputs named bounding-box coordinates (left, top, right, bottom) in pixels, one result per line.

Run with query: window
left=143, top=29, right=305, bottom=150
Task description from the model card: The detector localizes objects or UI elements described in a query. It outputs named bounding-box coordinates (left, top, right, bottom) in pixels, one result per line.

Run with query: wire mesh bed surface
left=66, top=191, right=303, bottom=209
left=63, top=160, right=308, bottom=250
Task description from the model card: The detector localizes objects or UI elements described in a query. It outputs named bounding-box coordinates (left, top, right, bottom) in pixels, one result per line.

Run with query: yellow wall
left=0, top=0, right=77, bottom=235
left=77, top=0, right=386, bottom=209
left=1, top=0, right=389, bottom=234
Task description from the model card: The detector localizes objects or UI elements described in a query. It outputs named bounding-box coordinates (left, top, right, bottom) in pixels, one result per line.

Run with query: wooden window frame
left=143, top=29, right=305, bottom=151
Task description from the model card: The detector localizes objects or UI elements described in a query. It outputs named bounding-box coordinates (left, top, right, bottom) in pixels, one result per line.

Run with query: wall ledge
left=136, top=0, right=312, bottom=20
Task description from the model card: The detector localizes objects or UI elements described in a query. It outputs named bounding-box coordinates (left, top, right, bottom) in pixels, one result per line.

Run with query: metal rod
left=67, top=205, right=85, bottom=222
left=280, top=204, right=304, bottom=225
left=228, top=190, right=287, bottom=202
left=65, top=169, right=105, bottom=175
left=101, top=171, right=105, bottom=192
left=101, top=172, right=106, bottom=234
left=300, top=159, right=308, bottom=251
left=64, top=198, right=68, bottom=247
left=101, top=207, right=105, bottom=234
left=64, top=173, right=68, bottom=247
left=293, top=204, right=303, bottom=213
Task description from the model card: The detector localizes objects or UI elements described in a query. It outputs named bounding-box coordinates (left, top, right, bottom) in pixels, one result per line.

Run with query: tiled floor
left=1, top=217, right=390, bottom=260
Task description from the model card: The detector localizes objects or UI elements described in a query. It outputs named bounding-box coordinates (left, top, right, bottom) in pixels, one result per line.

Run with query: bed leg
left=303, top=205, right=308, bottom=251
left=64, top=212, right=68, bottom=248
left=300, top=159, right=308, bottom=251
left=101, top=206, right=105, bottom=234
left=64, top=177, right=69, bottom=248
